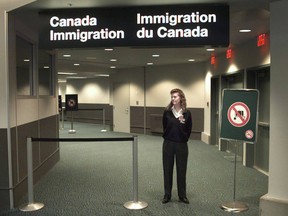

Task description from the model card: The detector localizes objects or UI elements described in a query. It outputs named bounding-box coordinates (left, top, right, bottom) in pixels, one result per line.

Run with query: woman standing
left=162, top=88, right=192, bottom=204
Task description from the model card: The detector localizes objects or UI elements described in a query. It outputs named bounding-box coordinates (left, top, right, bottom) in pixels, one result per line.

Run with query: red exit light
left=211, top=54, right=215, bottom=65
left=257, top=34, right=266, bottom=47
left=226, top=49, right=232, bottom=59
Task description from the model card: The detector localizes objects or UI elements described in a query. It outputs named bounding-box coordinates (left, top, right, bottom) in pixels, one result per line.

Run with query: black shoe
left=162, top=195, right=171, bottom=204
left=179, top=197, right=190, bottom=204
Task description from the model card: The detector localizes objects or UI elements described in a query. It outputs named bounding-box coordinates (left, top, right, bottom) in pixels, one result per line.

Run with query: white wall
left=65, top=62, right=206, bottom=109
left=84, top=63, right=206, bottom=108
left=66, top=78, right=110, bottom=104
left=111, top=67, right=145, bottom=106
left=145, top=63, right=205, bottom=108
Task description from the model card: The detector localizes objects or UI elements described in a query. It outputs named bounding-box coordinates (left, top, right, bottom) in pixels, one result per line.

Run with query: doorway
left=247, top=67, right=270, bottom=173
left=113, top=82, right=130, bottom=133
left=210, top=76, right=220, bottom=146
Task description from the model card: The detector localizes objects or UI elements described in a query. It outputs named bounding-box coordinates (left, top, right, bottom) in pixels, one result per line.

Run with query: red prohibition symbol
left=227, top=102, right=250, bottom=127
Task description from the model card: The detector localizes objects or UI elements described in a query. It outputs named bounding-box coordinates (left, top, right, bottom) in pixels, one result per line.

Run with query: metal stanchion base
left=68, top=129, right=76, bottom=134
left=124, top=201, right=148, bottom=210
left=19, top=202, right=44, bottom=212
left=220, top=201, right=249, bottom=213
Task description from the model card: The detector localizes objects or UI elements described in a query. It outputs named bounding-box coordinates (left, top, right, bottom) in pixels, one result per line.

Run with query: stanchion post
left=124, top=136, right=148, bottom=210
left=61, top=107, right=65, bottom=129
left=132, top=135, right=138, bottom=203
left=101, top=108, right=107, bottom=132
left=19, top=138, right=44, bottom=212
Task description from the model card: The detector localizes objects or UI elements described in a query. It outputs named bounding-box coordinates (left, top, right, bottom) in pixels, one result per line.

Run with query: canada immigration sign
left=38, top=4, right=229, bottom=49
left=220, top=89, right=259, bottom=143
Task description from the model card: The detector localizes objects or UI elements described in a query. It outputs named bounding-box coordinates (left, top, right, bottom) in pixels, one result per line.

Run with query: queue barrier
left=19, top=136, right=148, bottom=212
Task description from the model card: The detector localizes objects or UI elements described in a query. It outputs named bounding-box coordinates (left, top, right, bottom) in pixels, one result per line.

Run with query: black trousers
left=162, top=139, right=188, bottom=198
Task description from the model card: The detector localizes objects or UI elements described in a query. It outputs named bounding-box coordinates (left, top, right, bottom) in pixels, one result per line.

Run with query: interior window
left=39, top=50, right=53, bottom=95
left=16, top=36, right=34, bottom=96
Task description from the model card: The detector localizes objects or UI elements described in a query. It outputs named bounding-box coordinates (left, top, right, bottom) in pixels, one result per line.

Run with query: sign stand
left=69, top=111, right=76, bottom=134
left=219, top=89, right=259, bottom=214
left=220, top=140, right=249, bottom=213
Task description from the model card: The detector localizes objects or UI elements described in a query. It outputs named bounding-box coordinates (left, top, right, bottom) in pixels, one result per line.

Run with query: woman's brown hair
left=165, top=88, right=187, bottom=111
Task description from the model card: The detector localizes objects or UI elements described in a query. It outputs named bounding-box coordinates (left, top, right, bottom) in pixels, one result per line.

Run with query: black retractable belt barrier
left=19, top=136, right=148, bottom=212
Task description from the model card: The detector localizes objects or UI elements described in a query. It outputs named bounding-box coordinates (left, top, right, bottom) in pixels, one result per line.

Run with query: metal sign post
left=69, top=111, right=76, bottom=134
left=220, top=140, right=249, bottom=213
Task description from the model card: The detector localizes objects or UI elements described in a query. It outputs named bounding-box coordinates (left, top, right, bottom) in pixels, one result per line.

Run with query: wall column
left=260, top=1, right=288, bottom=215
left=0, top=0, right=36, bottom=210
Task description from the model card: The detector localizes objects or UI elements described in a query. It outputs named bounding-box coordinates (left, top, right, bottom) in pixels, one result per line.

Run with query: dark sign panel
left=220, top=89, right=259, bottom=143
left=39, top=4, right=229, bottom=49
left=65, top=94, right=78, bottom=111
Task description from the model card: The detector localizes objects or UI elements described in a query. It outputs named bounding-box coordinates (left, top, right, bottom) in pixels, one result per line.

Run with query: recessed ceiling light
left=24, top=59, right=30, bottom=62
left=110, top=66, right=116, bottom=69
left=188, top=59, right=195, bottom=62
left=239, top=29, right=251, bottom=33
left=147, top=62, right=153, bottom=65
left=43, top=66, right=50, bottom=69
left=63, top=54, right=71, bottom=57
left=105, top=48, right=114, bottom=51
left=152, top=54, right=160, bottom=57
left=74, top=63, right=80, bottom=66
left=206, top=48, right=215, bottom=52
left=110, top=59, right=117, bottom=62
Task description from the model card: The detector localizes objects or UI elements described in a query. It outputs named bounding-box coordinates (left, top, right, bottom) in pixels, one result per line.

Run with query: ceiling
left=12, top=0, right=272, bottom=80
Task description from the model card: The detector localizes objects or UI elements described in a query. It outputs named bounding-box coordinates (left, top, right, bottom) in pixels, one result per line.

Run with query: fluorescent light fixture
left=24, top=59, right=30, bottom=62
left=188, top=59, right=195, bottom=62
left=152, top=54, right=160, bottom=57
left=66, top=76, right=87, bottom=79
left=63, top=54, right=71, bottom=57
left=110, top=59, right=117, bottom=62
left=110, top=66, right=116, bottom=69
left=239, top=29, right=251, bottom=33
left=86, top=57, right=97, bottom=60
left=105, top=48, right=113, bottom=51
left=74, top=63, right=80, bottom=66
left=58, top=79, right=67, bottom=83
left=206, top=48, right=215, bottom=52
left=58, top=72, right=77, bottom=75
left=43, top=66, right=50, bottom=69
left=147, top=62, right=153, bottom=65
left=95, top=74, right=110, bottom=77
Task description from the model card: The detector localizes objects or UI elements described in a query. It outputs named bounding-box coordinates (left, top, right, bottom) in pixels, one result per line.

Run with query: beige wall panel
left=38, top=97, right=57, bottom=119
left=16, top=98, right=38, bottom=125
